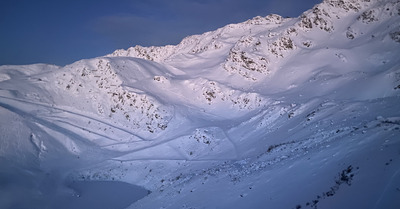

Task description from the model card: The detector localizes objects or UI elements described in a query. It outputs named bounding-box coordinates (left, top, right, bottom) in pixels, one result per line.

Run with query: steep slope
left=1, top=0, right=400, bottom=208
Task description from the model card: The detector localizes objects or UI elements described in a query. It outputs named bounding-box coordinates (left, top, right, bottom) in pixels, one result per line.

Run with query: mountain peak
left=1, top=1, right=400, bottom=208
left=108, top=0, right=399, bottom=81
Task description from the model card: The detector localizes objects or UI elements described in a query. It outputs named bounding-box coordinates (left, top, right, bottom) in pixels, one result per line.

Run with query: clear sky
left=0, top=0, right=322, bottom=66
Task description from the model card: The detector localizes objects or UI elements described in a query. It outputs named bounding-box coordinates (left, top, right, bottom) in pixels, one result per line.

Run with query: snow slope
left=1, top=0, right=400, bottom=208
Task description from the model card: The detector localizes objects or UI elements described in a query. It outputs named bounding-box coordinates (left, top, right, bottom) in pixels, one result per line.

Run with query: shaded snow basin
left=0, top=163, right=149, bottom=209
left=61, top=180, right=149, bottom=209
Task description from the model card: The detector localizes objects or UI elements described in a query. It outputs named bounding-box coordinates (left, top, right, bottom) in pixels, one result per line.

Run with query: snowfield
left=1, top=0, right=400, bottom=208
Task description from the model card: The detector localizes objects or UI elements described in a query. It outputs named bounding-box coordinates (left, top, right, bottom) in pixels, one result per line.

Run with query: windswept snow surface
left=1, top=0, right=400, bottom=208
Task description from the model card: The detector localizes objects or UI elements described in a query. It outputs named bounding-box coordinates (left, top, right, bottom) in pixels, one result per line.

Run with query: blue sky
left=0, top=0, right=321, bottom=66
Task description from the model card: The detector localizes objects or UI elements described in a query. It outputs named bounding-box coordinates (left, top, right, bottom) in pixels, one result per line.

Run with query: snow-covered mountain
left=1, top=0, right=400, bottom=208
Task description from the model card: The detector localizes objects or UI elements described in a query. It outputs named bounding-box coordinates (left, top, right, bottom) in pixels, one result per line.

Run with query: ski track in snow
left=0, top=95, right=150, bottom=142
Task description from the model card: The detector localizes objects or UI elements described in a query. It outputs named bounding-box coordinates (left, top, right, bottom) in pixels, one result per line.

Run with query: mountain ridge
left=1, top=0, right=400, bottom=208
